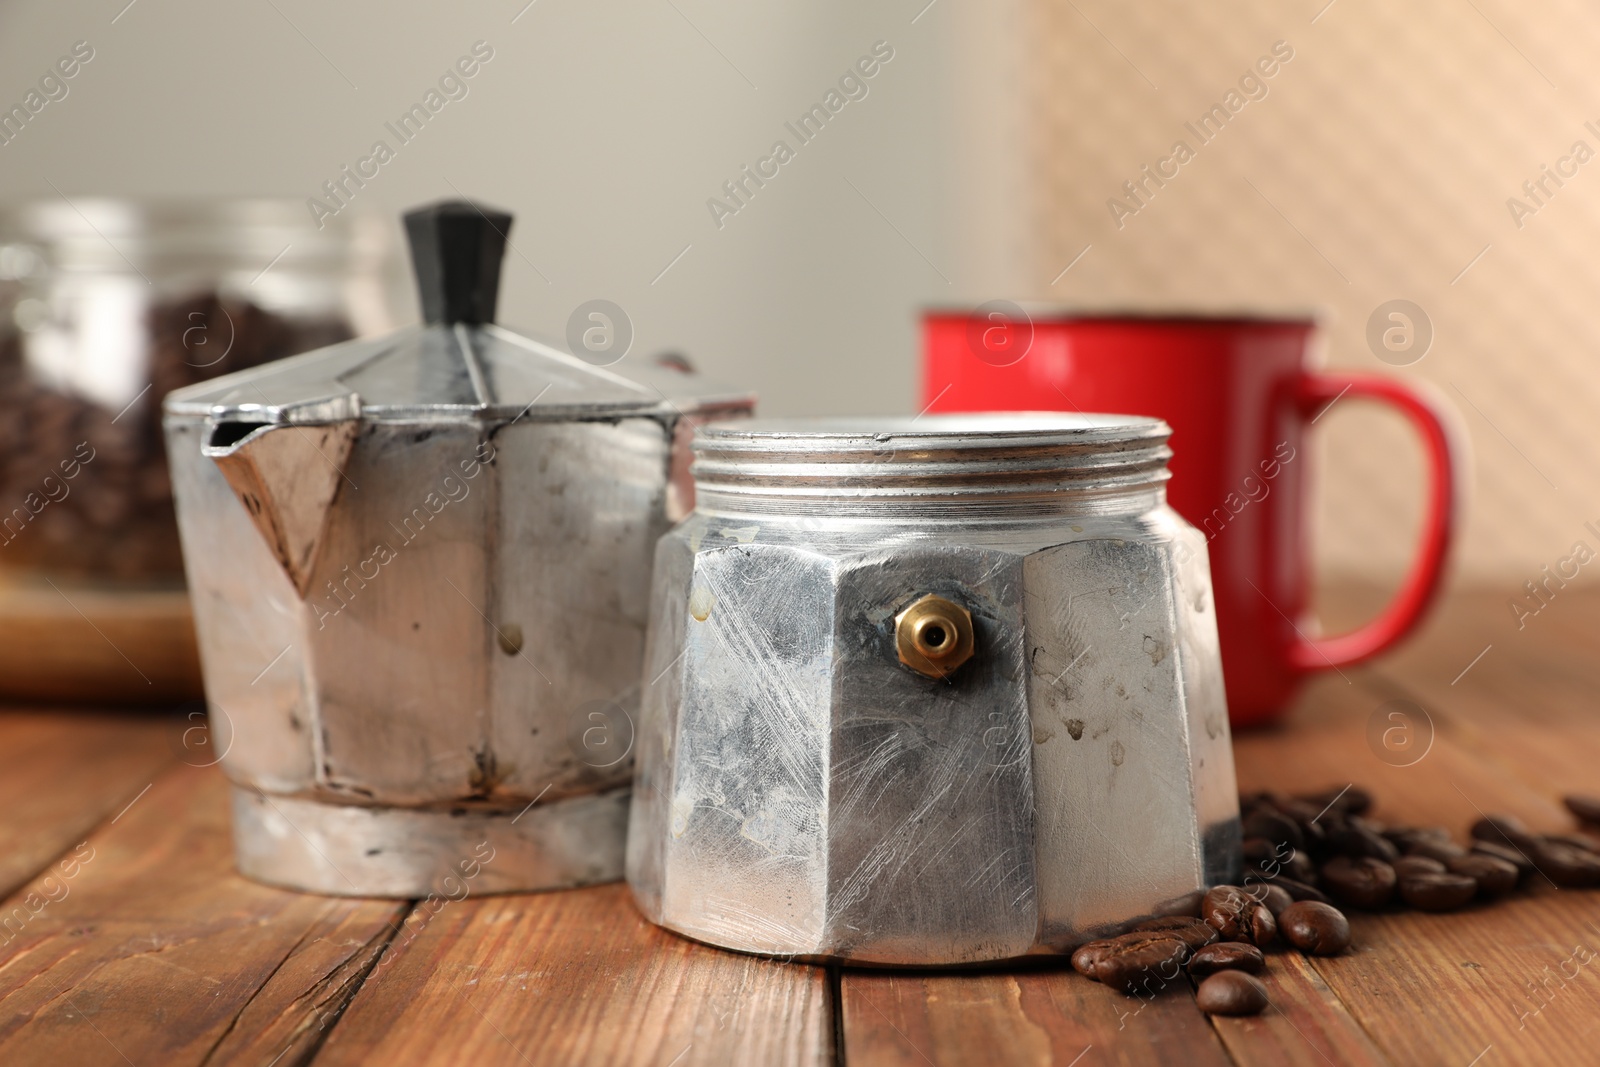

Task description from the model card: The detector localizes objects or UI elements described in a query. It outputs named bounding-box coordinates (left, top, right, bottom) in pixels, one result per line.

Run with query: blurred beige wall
left=991, top=0, right=1600, bottom=586
left=0, top=0, right=953, bottom=420
left=4, top=0, right=1594, bottom=589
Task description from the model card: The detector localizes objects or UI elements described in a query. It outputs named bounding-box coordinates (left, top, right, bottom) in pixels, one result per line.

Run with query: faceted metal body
left=166, top=322, right=750, bottom=897
left=627, top=415, right=1240, bottom=965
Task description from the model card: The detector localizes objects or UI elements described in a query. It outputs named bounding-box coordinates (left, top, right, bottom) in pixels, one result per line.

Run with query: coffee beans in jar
left=0, top=292, right=350, bottom=578
left=0, top=198, right=396, bottom=582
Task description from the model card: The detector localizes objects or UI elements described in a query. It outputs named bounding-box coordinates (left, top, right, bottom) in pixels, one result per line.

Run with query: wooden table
left=1, top=586, right=1597, bottom=1066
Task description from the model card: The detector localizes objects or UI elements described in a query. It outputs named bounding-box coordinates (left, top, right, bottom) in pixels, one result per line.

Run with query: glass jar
left=0, top=199, right=403, bottom=703
left=0, top=199, right=401, bottom=579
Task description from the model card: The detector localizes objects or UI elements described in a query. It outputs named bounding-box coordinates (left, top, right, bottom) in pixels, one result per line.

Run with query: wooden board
left=1355, top=585, right=1600, bottom=813
left=316, top=883, right=830, bottom=1067
left=0, top=587, right=1596, bottom=1065
left=1206, top=951, right=1388, bottom=1067
left=842, top=968, right=1232, bottom=1067
left=0, top=710, right=174, bottom=898
left=0, top=764, right=404, bottom=1067
left=1229, top=674, right=1600, bottom=1066
left=836, top=676, right=1388, bottom=1067
left=840, top=927, right=1390, bottom=1067
left=0, top=585, right=203, bottom=703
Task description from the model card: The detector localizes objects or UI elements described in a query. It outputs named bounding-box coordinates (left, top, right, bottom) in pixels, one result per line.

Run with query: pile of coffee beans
left=1070, top=786, right=1600, bottom=1018
left=1242, top=785, right=1600, bottom=908
left=0, top=293, right=348, bottom=578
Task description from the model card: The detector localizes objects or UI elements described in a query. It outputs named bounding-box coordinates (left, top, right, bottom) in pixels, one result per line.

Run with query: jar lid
left=0, top=198, right=389, bottom=278
left=164, top=199, right=748, bottom=424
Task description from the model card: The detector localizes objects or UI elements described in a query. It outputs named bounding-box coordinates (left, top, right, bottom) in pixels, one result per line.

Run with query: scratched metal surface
left=627, top=415, right=1240, bottom=964
left=164, top=319, right=752, bottom=896
left=168, top=415, right=313, bottom=794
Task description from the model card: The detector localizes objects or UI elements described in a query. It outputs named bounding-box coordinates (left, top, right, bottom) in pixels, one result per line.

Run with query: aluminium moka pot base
left=230, top=785, right=627, bottom=897
left=630, top=862, right=1242, bottom=969
left=626, top=415, right=1241, bottom=966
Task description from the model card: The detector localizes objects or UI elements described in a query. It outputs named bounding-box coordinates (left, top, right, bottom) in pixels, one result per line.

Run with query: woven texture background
left=1009, top=0, right=1600, bottom=584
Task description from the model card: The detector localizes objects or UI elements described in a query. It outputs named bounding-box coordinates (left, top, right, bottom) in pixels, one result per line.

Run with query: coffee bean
left=1405, top=838, right=1467, bottom=863
left=1296, top=820, right=1330, bottom=854
left=1563, top=794, right=1600, bottom=826
left=1187, top=942, right=1266, bottom=978
left=1284, top=851, right=1318, bottom=882
left=1470, top=840, right=1534, bottom=881
left=1470, top=812, right=1526, bottom=833
left=1277, top=798, right=1334, bottom=843
left=1320, top=856, right=1397, bottom=910
left=1242, top=881, right=1295, bottom=917
left=1446, top=854, right=1519, bottom=898
left=1294, top=809, right=1347, bottom=860
left=1234, top=904, right=1276, bottom=948
left=1131, top=916, right=1200, bottom=931
left=1195, top=971, right=1270, bottom=1016
left=1071, top=938, right=1117, bottom=977
left=1350, top=814, right=1389, bottom=836
left=1398, top=872, right=1478, bottom=911
left=1074, top=929, right=1196, bottom=980
left=1296, top=785, right=1373, bottom=817
left=1130, top=916, right=1219, bottom=951
left=1392, top=856, right=1448, bottom=879
left=1277, top=798, right=1330, bottom=829
left=1201, top=887, right=1247, bottom=938
left=1202, top=887, right=1277, bottom=947
left=1385, top=825, right=1451, bottom=851
left=1097, top=937, right=1190, bottom=996
left=1327, top=825, right=1400, bottom=863
left=1274, top=877, right=1333, bottom=906
left=1243, top=809, right=1304, bottom=853
left=1533, top=839, right=1600, bottom=888
left=1242, top=837, right=1280, bottom=866
left=1470, top=814, right=1540, bottom=853
left=1341, top=787, right=1375, bottom=816
left=1278, top=901, right=1351, bottom=955
left=1247, top=852, right=1316, bottom=884
left=1544, top=833, right=1600, bottom=853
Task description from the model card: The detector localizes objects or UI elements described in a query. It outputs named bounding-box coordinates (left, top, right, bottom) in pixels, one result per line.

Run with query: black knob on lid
left=404, top=199, right=512, bottom=325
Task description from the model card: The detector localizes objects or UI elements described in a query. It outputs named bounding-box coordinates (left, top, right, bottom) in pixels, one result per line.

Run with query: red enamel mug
left=922, top=310, right=1461, bottom=727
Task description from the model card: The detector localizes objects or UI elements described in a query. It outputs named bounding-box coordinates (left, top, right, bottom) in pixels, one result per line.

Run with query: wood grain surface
left=1205, top=951, right=1386, bottom=1067
left=840, top=589, right=1600, bottom=1067
left=316, top=883, right=829, bottom=1067
left=1, top=586, right=1598, bottom=1065
left=842, top=968, right=1232, bottom=1067
left=1226, top=680, right=1600, bottom=1066
left=0, top=764, right=404, bottom=1067
left=0, top=710, right=173, bottom=898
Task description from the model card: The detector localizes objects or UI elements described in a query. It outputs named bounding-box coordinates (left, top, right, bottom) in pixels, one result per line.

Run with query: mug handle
left=1286, top=372, right=1461, bottom=673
